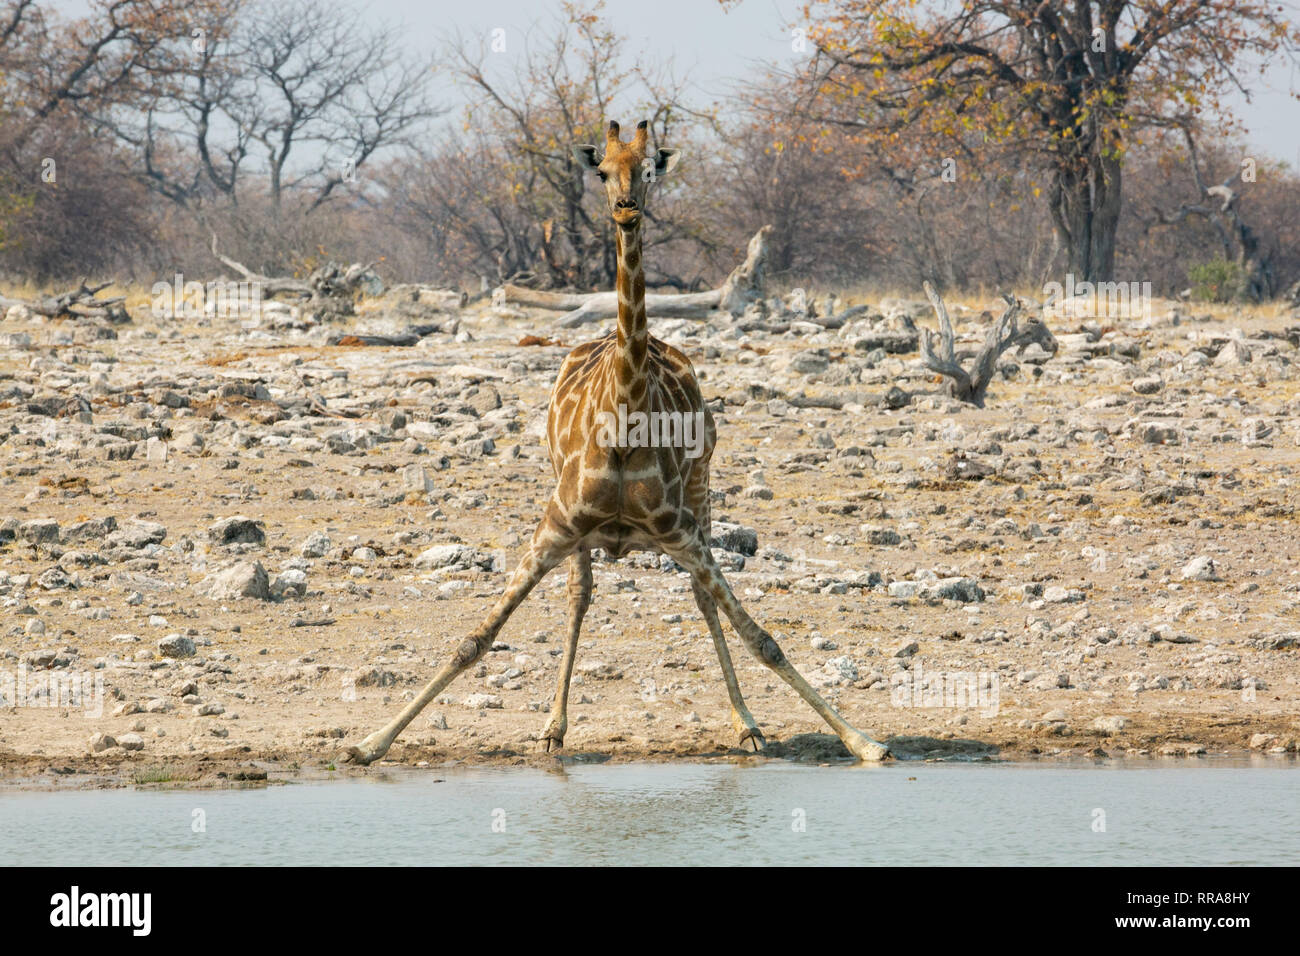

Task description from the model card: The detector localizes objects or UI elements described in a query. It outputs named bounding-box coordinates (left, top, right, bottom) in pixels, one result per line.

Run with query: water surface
left=3, top=760, right=1295, bottom=865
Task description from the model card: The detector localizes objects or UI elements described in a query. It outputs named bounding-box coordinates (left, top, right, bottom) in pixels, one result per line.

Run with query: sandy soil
left=1, top=289, right=1298, bottom=788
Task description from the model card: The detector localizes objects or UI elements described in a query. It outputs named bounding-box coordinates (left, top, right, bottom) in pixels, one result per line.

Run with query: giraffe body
left=546, top=330, right=714, bottom=558
left=343, top=121, right=889, bottom=766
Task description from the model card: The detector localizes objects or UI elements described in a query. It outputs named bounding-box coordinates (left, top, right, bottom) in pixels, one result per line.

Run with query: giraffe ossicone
left=341, top=119, right=890, bottom=766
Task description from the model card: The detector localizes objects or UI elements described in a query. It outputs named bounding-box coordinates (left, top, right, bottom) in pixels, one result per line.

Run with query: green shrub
left=1188, top=258, right=1245, bottom=303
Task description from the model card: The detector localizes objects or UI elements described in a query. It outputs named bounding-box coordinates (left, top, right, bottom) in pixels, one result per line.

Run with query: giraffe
left=342, top=120, right=890, bottom=766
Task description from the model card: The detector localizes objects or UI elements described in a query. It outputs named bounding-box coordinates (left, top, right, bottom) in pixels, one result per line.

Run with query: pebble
left=202, top=561, right=271, bottom=600
left=300, top=531, right=331, bottom=558
left=1180, top=556, right=1221, bottom=582
left=158, top=634, right=196, bottom=658
left=577, top=661, right=624, bottom=680
left=1092, top=716, right=1129, bottom=735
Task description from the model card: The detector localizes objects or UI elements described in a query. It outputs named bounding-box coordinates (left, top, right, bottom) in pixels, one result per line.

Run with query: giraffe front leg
left=342, top=524, right=575, bottom=766
left=540, top=550, right=592, bottom=752
left=691, top=577, right=764, bottom=752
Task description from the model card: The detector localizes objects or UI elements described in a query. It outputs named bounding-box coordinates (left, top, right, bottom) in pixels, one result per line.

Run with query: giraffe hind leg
left=690, top=578, right=765, bottom=751
left=666, top=531, right=889, bottom=762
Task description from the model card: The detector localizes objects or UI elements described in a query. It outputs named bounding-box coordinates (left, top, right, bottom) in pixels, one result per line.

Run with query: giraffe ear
left=654, top=148, right=681, bottom=177
left=573, top=145, right=601, bottom=171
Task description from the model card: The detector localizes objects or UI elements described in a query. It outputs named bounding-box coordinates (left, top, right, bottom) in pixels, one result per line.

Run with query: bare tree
left=771, top=0, right=1300, bottom=283
left=1143, top=122, right=1274, bottom=301
left=378, top=130, right=546, bottom=285
left=0, top=1, right=179, bottom=279
left=83, top=0, right=437, bottom=218
left=243, top=0, right=436, bottom=216
left=0, top=0, right=208, bottom=131
left=430, top=4, right=712, bottom=289
left=920, top=282, right=1057, bottom=407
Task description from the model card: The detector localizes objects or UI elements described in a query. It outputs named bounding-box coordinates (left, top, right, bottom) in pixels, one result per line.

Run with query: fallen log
left=383, top=283, right=468, bottom=312
left=554, top=291, right=721, bottom=327
left=504, top=225, right=773, bottom=326
left=209, top=235, right=318, bottom=297
left=323, top=318, right=457, bottom=347
left=210, top=233, right=383, bottom=321
left=0, top=279, right=129, bottom=322
left=502, top=284, right=721, bottom=326
left=327, top=332, right=422, bottom=347
left=852, top=329, right=920, bottom=354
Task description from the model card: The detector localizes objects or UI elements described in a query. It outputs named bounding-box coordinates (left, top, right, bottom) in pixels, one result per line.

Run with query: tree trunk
left=1051, top=148, right=1122, bottom=283
left=1231, top=213, right=1272, bottom=301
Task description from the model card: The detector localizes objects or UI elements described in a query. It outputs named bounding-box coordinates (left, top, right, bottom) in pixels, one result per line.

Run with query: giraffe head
left=573, top=120, right=681, bottom=228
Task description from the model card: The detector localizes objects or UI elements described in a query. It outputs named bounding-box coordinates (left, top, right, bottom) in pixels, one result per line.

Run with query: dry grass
left=7, top=278, right=1292, bottom=326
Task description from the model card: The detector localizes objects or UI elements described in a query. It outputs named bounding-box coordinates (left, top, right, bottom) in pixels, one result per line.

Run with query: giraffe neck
left=613, top=223, right=648, bottom=411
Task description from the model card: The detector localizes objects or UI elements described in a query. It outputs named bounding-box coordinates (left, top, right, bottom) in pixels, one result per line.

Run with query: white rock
left=403, top=464, right=433, bottom=493
left=157, top=634, right=196, bottom=658
left=201, top=561, right=271, bottom=600
left=887, top=581, right=920, bottom=599
left=1180, top=555, right=1220, bottom=581
left=414, top=544, right=473, bottom=570
left=1092, top=716, right=1129, bottom=735
left=300, top=531, right=331, bottom=558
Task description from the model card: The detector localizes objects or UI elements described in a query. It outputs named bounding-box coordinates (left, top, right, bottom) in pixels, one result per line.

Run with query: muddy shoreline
left=4, top=717, right=1299, bottom=791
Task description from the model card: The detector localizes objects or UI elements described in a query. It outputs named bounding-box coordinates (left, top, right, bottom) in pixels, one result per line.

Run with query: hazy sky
left=52, top=0, right=1300, bottom=164
left=395, top=0, right=1300, bottom=165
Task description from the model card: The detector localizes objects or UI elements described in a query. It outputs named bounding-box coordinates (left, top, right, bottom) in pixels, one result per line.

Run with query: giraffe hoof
left=339, top=733, right=387, bottom=766
left=844, top=733, right=891, bottom=763
left=738, top=727, right=766, bottom=753
left=339, top=745, right=376, bottom=766
left=540, top=718, right=566, bottom=753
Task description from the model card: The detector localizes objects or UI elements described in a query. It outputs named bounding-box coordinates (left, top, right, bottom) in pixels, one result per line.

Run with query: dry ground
left=1, top=286, right=1298, bottom=788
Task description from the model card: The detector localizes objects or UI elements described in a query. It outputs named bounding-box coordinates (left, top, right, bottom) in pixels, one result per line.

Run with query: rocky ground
left=1, top=285, right=1299, bottom=789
